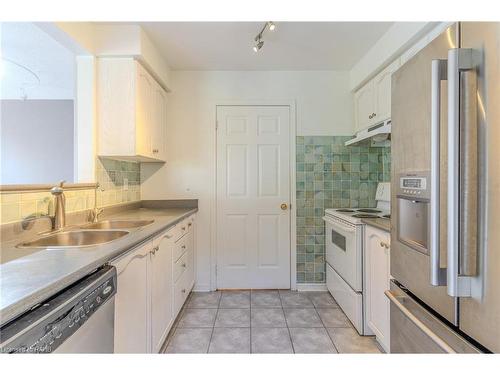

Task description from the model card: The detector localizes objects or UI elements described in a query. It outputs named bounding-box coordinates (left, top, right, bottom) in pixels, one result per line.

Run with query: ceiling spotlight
left=252, top=22, right=276, bottom=52
left=253, top=38, right=264, bottom=52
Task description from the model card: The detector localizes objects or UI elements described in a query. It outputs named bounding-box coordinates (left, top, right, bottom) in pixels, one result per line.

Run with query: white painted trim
left=193, top=283, right=212, bottom=292
left=212, top=99, right=297, bottom=291
left=296, top=283, right=328, bottom=292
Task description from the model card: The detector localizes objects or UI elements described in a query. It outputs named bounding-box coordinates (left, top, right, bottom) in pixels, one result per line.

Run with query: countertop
left=361, top=217, right=391, bottom=232
left=0, top=206, right=197, bottom=326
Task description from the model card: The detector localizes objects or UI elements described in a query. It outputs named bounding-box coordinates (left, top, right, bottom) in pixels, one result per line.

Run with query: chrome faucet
left=90, top=183, right=104, bottom=223
left=50, top=181, right=66, bottom=230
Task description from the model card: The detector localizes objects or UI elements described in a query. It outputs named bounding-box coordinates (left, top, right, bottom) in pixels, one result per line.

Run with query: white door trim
left=210, top=99, right=297, bottom=291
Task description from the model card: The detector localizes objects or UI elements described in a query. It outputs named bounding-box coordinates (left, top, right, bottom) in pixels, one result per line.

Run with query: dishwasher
left=0, top=266, right=116, bottom=353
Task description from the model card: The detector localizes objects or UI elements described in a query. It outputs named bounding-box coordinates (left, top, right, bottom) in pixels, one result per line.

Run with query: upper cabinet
left=97, top=58, right=167, bottom=162
left=354, top=59, right=400, bottom=132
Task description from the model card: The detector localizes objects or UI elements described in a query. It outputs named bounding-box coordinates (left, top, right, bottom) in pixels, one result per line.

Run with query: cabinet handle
left=181, top=289, right=186, bottom=293
left=164, top=234, right=172, bottom=239
left=373, top=112, right=377, bottom=117
left=181, top=226, right=186, bottom=231
left=380, top=241, right=389, bottom=249
left=188, top=223, right=192, bottom=227
left=182, top=263, right=187, bottom=268
left=369, top=114, right=373, bottom=119
left=182, top=245, right=186, bottom=249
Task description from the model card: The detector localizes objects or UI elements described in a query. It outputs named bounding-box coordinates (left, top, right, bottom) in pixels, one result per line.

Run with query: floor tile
left=251, top=308, right=287, bottom=328
left=316, top=308, right=351, bottom=328
left=251, top=328, right=294, bottom=353
left=289, top=328, right=338, bottom=354
left=306, top=292, right=339, bottom=308
left=208, top=328, right=250, bottom=353
left=178, top=308, right=218, bottom=328
left=284, top=308, right=323, bottom=328
left=279, top=291, right=313, bottom=308
left=327, top=327, right=381, bottom=353
left=187, top=292, right=221, bottom=308
left=215, top=308, right=250, bottom=327
left=251, top=290, right=282, bottom=307
left=220, top=291, right=250, bottom=308
left=165, top=328, right=212, bottom=353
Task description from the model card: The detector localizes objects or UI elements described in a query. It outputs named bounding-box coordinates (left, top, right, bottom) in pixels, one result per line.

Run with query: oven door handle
left=430, top=59, right=448, bottom=286
left=323, top=216, right=356, bottom=234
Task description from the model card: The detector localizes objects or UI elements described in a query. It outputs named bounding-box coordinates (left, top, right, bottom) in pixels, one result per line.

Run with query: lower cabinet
left=364, top=224, right=391, bottom=352
left=112, top=213, right=196, bottom=353
left=112, top=241, right=152, bottom=353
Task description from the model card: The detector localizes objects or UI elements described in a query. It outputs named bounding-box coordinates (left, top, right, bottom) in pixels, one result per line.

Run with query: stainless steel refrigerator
left=388, top=22, right=500, bottom=353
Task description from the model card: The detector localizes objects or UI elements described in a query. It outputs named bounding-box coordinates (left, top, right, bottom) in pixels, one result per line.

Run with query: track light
left=253, top=38, right=264, bottom=52
left=252, top=22, right=276, bottom=52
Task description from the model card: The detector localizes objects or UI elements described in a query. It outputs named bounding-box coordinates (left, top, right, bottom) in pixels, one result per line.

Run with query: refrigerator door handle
left=430, top=59, right=448, bottom=286
left=447, top=48, right=477, bottom=297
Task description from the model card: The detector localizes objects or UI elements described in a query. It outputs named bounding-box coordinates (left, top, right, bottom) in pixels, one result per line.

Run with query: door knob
left=281, top=203, right=288, bottom=210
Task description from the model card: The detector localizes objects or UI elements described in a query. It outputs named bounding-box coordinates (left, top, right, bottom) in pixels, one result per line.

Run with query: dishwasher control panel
left=0, top=266, right=116, bottom=354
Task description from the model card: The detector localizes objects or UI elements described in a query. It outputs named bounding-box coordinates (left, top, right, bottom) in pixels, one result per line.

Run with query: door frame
left=211, top=99, right=297, bottom=291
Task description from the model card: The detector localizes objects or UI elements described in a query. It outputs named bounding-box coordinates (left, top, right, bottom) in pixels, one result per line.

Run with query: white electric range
left=323, top=182, right=390, bottom=335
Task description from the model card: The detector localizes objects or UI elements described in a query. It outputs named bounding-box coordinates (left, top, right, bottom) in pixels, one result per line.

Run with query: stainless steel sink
left=17, top=230, right=129, bottom=248
left=83, top=219, right=154, bottom=230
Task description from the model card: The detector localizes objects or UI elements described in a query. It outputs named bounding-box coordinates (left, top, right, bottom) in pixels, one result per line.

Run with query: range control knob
left=96, top=296, right=102, bottom=304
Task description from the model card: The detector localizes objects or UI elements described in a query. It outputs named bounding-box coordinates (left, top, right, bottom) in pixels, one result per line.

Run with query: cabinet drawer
left=173, top=235, right=189, bottom=262
left=173, top=271, right=190, bottom=315
left=173, top=249, right=189, bottom=282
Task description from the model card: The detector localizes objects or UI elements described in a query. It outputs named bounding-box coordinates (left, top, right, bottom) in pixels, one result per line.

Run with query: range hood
left=345, top=119, right=391, bottom=146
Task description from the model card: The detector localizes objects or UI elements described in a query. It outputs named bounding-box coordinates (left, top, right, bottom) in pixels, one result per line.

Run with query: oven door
left=323, top=215, right=362, bottom=292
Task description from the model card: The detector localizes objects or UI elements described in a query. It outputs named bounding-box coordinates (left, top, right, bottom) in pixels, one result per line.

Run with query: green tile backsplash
left=296, top=136, right=391, bottom=284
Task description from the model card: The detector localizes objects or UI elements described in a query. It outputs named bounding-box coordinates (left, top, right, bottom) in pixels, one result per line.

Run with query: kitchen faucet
left=90, top=182, right=105, bottom=223
left=50, top=181, right=66, bottom=230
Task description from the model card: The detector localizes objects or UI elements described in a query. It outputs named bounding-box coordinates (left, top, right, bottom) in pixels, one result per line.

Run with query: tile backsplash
left=0, top=158, right=141, bottom=224
left=296, top=136, right=391, bottom=284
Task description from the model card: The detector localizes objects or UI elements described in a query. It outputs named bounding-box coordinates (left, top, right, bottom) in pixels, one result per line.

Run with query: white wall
left=141, top=70, right=353, bottom=290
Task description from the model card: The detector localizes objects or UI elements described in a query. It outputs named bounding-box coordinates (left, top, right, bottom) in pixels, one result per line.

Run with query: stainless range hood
left=345, top=119, right=391, bottom=147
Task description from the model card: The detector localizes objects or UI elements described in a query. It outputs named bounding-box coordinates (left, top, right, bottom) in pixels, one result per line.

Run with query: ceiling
left=1, top=22, right=75, bottom=100
left=138, top=22, right=393, bottom=71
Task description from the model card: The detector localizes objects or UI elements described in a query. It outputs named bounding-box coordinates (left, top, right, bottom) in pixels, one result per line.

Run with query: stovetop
left=324, top=207, right=391, bottom=224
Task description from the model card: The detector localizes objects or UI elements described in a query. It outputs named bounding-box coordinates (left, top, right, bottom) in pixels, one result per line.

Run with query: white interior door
left=216, top=105, right=291, bottom=289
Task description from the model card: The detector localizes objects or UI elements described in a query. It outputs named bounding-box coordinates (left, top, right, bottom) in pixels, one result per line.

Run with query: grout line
left=249, top=289, right=252, bottom=354
left=281, top=289, right=296, bottom=354
left=312, top=296, right=340, bottom=354
left=206, top=291, right=222, bottom=353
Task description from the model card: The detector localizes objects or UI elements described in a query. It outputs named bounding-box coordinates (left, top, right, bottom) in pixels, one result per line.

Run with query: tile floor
left=163, top=290, right=382, bottom=354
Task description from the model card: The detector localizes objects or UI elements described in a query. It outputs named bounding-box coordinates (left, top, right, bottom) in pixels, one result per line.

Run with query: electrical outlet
left=123, top=178, right=129, bottom=191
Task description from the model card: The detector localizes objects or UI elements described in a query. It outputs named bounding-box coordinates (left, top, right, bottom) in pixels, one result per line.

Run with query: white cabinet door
left=354, top=81, right=375, bottom=131
left=152, top=85, right=167, bottom=161
left=373, top=60, right=400, bottom=124
left=216, top=106, right=291, bottom=289
left=151, top=232, right=174, bottom=353
left=112, top=242, right=152, bottom=353
left=365, top=225, right=391, bottom=352
left=136, top=64, right=154, bottom=158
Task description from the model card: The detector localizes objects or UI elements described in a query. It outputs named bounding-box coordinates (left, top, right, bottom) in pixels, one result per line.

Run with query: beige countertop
left=0, top=204, right=197, bottom=326
left=361, top=217, right=391, bottom=232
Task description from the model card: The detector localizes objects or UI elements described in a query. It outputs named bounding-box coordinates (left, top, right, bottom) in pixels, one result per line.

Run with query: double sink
left=16, top=220, right=154, bottom=248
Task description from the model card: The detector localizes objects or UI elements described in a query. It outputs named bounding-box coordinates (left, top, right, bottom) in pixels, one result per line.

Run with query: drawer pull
left=164, top=234, right=172, bottom=239
left=182, top=263, right=187, bottom=268
left=181, top=226, right=186, bottom=231
left=182, top=245, right=186, bottom=249
left=181, top=289, right=186, bottom=293
left=379, top=241, right=389, bottom=249
left=188, top=223, right=192, bottom=227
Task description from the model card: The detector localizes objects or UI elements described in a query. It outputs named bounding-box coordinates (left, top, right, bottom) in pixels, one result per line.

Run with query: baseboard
left=192, top=283, right=212, bottom=292
left=296, top=283, right=328, bottom=291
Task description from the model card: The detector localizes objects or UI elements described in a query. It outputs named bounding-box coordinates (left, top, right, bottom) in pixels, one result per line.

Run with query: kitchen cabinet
left=364, top=224, right=391, bottom=352
left=150, top=232, right=174, bottom=353
left=354, top=59, right=400, bottom=132
left=111, top=213, right=196, bottom=353
left=112, top=241, right=152, bottom=353
left=97, top=58, right=167, bottom=162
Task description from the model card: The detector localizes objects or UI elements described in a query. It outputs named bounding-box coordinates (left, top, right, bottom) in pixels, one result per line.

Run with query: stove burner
left=356, top=208, right=382, bottom=213
left=336, top=209, right=355, bottom=213
left=382, top=214, right=391, bottom=219
left=352, top=213, right=380, bottom=218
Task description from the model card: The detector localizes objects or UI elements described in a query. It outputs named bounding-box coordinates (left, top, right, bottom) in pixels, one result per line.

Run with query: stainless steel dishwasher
left=0, top=266, right=116, bottom=353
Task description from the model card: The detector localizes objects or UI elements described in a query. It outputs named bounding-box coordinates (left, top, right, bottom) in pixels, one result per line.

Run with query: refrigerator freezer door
left=458, top=22, right=500, bottom=353
left=387, top=281, right=480, bottom=353
left=391, top=23, right=458, bottom=325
